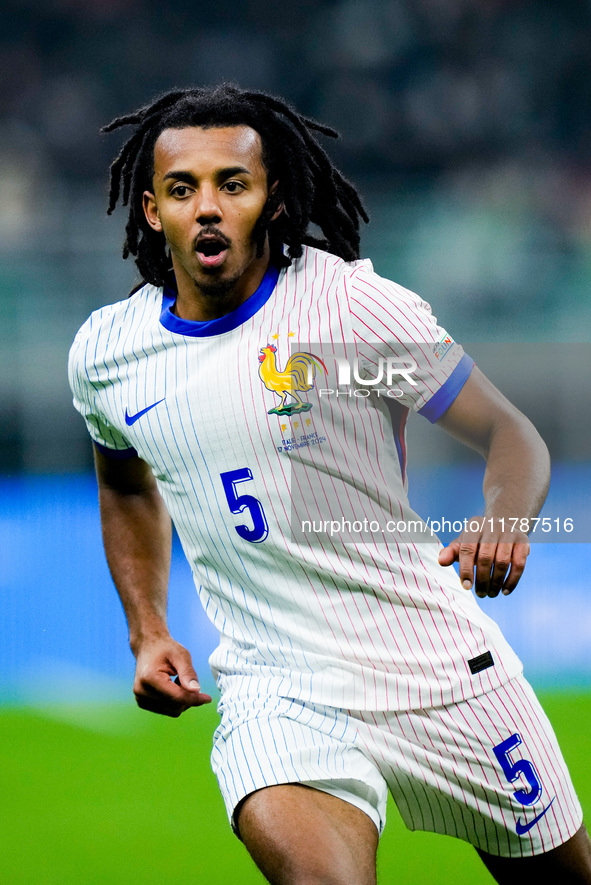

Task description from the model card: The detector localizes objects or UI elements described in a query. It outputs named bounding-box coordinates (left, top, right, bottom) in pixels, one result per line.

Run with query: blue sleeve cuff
left=93, top=441, right=139, bottom=460
left=418, top=353, right=474, bottom=423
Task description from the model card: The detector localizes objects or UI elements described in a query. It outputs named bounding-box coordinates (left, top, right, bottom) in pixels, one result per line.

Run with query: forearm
left=437, top=368, right=551, bottom=596
left=437, top=367, right=551, bottom=527
left=93, top=449, right=210, bottom=714
left=481, top=412, right=550, bottom=526
left=99, top=481, right=173, bottom=654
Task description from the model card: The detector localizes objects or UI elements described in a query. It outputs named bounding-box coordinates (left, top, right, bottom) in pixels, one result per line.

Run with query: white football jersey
left=69, top=246, right=522, bottom=710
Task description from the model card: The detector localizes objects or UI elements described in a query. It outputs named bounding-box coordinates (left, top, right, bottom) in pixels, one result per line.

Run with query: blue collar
left=159, top=264, right=280, bottom=338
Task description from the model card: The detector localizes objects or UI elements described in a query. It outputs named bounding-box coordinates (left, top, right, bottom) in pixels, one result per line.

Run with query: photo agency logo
left=305, top=335, right=457, bottom=399
left=317, top=356, right=418, bottom=399
left=288, top=338, right=456, bottom=402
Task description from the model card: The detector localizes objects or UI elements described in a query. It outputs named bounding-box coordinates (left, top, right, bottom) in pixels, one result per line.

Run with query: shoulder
left=347, top=262, right=434, bottom=318
left=285, top=244, right=378, bottom=294
left=68, top=283, right=162, bottom=381
left=71, top=282, right=161, bottom=343
left=291, top=246, right=428, bottom=310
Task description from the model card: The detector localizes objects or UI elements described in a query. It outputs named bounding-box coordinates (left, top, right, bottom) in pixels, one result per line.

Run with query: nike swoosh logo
left=125, top=398, right=165, bottom=426
left=515, top=797, right=555, bottom=835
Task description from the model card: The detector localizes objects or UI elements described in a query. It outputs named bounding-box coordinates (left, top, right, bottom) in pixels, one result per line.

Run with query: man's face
left=143, top=125, right=276, bottom=301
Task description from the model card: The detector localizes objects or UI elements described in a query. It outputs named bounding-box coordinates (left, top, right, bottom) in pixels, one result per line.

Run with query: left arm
left=436, top=366, right=550, bottom=598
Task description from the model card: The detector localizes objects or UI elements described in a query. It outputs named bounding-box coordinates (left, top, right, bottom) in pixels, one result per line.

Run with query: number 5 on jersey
left=220, top=468, right=269, bottom=544
left=493, top=733, right=542, bottom=805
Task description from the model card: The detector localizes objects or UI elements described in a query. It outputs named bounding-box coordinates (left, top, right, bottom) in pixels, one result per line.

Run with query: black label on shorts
left=468, top=651, right=495, bottom=674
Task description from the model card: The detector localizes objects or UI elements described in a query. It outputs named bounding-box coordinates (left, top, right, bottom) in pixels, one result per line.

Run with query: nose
left=195, top=184, right=222, bottom=224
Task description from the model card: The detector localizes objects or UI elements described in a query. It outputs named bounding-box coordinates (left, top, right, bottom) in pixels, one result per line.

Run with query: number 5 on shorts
left=493, top=733, right=542, bottom=806
left=220, top=467, right=269, bottom=543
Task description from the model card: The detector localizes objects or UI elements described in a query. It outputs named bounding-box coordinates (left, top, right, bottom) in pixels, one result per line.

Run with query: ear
left=269, top=181, right=284, bottom=222
left=143, top=191, right=162, bottom=232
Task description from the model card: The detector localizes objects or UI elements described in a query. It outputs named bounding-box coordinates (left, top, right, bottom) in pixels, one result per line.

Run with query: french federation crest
left=258, top=344, right=328, bottom=415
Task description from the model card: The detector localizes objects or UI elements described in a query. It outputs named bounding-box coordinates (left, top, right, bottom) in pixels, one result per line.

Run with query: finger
left=487, top=542, right=513, bottom=596
left=134, top=678, right=210, bottom=715
left=173, top=675, right=212, bottom=704
left=138, top=672, right=210, bottom=707
left=135, top=693, right=188, bottom=718
left=173, top=665, right=203, bottom=694
left=501, top=543, right=530, bottom=595
left=458, top=541, right=479, bottom=590
left=135, top=681, right=211, bottom=713
left=161, top=647, right=213, bottom=701
left=438, top=542, right=460, bottom=567
left=473, top=543, right=497, bottom=597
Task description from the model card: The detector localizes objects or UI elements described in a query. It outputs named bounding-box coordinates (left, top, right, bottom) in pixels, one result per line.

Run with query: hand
left=437, top=515, right=530, bottom=598
left=133, top=635, right=212, bottom=717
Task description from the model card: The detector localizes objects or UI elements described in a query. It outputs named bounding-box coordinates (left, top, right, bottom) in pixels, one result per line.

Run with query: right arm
left=94, top=447, right=211, bottom=716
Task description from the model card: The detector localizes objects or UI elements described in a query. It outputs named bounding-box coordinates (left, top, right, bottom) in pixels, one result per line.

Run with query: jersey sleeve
left=347, top=265, right=473, bottom=422
left=68, top=325, right=137, bottom=458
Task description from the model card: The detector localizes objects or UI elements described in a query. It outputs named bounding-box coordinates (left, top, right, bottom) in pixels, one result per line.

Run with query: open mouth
left=195, top=234, right=230, bottom=269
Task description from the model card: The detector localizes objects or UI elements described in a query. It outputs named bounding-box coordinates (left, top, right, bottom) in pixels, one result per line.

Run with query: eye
left=170, top=184, right=192, bottom=198
left=222, top=180, right=245, bottom=194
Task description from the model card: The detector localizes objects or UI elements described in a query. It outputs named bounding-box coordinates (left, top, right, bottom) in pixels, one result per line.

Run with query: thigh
left=211, top=684, right=388, bottom=837
left=237, top=783, right=378, bottom=885
left=354, top=675, right=583, bottom=858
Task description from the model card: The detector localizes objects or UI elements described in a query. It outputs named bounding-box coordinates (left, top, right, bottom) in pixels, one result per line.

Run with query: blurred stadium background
left=1, top=1, right=590, bottom=882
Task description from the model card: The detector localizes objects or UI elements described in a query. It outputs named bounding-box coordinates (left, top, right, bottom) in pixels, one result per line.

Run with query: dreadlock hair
left=102, top=84, right=369, bottom=288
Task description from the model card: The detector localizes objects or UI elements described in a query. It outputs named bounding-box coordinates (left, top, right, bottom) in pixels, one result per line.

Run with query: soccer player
left=69, top=85, right=591, bottom=884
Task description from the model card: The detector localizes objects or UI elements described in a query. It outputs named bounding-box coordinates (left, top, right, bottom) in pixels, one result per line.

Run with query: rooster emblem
left=258, top=344, right=328, bottom=415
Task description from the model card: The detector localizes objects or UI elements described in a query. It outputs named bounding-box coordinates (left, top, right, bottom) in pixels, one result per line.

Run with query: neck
left=172, top=246, right=271, bottom=322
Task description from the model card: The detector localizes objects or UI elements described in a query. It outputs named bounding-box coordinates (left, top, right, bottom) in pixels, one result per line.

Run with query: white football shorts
left=210, top=674, right=583, bottom=857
